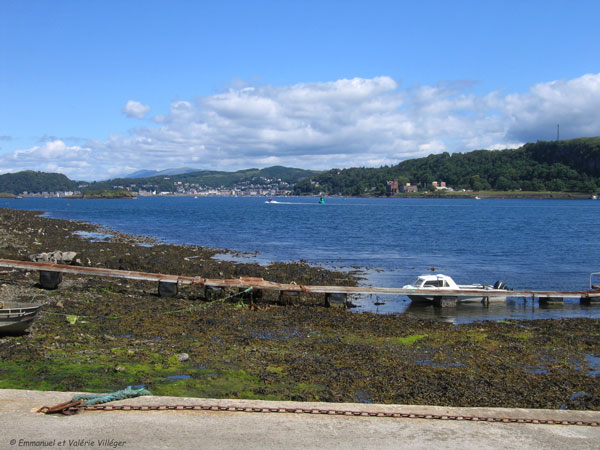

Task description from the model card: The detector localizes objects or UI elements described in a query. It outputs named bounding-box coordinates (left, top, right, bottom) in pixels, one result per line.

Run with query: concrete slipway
left=1, top=390, right=600, bottom=449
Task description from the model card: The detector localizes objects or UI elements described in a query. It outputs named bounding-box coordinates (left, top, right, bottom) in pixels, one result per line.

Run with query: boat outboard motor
left=493, top=280, right=507, bottom=290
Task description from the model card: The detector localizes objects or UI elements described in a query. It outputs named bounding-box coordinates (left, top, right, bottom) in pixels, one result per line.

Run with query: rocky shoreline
left=1, top=207, right=599, bottom=410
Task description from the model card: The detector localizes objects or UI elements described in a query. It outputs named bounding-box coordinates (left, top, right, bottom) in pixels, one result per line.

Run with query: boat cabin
left=408, top=274, right=459, bottom=289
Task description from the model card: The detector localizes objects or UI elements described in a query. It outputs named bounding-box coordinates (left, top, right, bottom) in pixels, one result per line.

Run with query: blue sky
left=1, top=0, right=600, bottom=180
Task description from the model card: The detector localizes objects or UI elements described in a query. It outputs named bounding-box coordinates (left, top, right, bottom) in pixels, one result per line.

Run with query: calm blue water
left=3, top=196, right=599, bottom=322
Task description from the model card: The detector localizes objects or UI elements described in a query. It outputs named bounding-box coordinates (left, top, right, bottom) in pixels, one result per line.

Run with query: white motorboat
left=402, top=274, right=508, bottom=303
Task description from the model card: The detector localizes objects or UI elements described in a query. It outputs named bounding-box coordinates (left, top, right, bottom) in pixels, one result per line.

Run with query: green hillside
left=293, top=137, right=600, bottom=196
left=85, top=165, right=320, bottom=192
left=0, top=170, right=78, bottom=195
left=0, top=166, right=320, bottom=195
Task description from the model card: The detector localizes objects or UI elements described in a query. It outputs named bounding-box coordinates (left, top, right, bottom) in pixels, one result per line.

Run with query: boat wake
left=265, top=201, right=321, bottom=205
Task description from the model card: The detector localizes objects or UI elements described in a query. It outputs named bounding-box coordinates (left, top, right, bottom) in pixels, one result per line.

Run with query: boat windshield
left=422, top=278, right=449, bottom=288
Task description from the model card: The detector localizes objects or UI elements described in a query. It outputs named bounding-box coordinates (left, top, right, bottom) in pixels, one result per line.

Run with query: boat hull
left=0, top=303, right=42, bottom=336
left=407, top=293, right=508, bottom=304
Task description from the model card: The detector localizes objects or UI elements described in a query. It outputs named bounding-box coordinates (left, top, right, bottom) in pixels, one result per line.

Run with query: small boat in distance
left=402, top=274, right=508, bottom=304
left=319, top=196, right=325, bottom=204
left=0, top=302, right=42, bottom=335
left=265, top=197, right=280, bottom=204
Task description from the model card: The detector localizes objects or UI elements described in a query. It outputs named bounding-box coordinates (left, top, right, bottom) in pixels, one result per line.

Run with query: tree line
left=0, top=171, right=77, bottom=195
left=293, top=137, right=600, bottom=196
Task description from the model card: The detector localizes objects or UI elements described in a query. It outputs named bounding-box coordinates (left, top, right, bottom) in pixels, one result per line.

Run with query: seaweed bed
left=1, top=208, right=599, bottom=410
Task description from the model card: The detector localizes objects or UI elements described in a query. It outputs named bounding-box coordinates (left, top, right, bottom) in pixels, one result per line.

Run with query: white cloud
left=3, top=73, right=600, bottom=180
left=498, top=74, right=600, bottom=142
left=122, top=100, right=151, bottom=119
left=0, top=140, right=92, bottom=178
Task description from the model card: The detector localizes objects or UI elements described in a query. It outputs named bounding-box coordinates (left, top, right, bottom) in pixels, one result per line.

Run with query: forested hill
left=84, top=166, right=320, bottom=192
left=0, top=166, right=320, bottom=195
left=0, top=171, right=77, bottom=195
left=293, top=137, right=600, bottom=196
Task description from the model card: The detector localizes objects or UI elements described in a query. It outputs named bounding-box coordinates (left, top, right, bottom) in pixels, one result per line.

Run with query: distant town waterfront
left=11, top=178, right=293, bottom=198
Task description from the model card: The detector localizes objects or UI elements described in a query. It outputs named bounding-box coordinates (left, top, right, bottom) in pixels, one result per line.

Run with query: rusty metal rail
left=1, top=258, right=600, bottom=299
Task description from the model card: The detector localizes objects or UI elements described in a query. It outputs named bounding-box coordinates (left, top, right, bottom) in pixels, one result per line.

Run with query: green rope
left=210, top=286, right=253, bottom=304
left=72, top=386, right=151, bottom=405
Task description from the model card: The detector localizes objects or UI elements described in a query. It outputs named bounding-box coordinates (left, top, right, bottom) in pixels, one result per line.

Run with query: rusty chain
left=42, top=402, right=600, bottom=426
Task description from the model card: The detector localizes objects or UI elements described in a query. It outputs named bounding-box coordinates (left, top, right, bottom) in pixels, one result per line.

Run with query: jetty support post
left=539, top=296, right=563, bottom=305
left=238, top=287, right=263, bottom=304
left=279, top=290, right=300, bottom=306
left=39, top=270, right=62, bottom=290
left=325, top=292, right=347, bottom=308
left=433, top=296, right=458, bottom=308
left=158, top=280, right=178, bottom=297
left=204, top=285, right=224, bottom=302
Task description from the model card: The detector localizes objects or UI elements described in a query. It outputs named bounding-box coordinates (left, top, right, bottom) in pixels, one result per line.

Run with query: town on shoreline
left=3, top=189, right=595, bottom=200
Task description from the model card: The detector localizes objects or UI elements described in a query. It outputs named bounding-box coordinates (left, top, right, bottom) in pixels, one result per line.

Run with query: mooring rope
left=37, top=386, right=152, bottom=414
left=72, top=386, right=152, bottom=405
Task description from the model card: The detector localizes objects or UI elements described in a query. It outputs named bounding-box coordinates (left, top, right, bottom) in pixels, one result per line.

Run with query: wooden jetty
left=1, top=259, right=599, bottom=307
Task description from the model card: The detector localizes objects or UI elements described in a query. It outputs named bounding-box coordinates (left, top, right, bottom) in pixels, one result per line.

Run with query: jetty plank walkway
left=1, top=259, right=599, bottom=301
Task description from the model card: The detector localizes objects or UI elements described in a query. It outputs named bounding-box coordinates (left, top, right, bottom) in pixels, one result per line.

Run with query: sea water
left=3, top=196, right=599, bottom=322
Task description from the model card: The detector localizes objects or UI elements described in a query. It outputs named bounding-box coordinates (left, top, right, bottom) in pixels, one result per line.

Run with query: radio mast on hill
left=557, top=124, right=560, bottom=141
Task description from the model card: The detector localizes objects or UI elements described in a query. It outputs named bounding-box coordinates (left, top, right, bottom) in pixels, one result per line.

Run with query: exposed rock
left=177, top=353, right=189, bottom=362
left=29, top=250, right=77, bottom=265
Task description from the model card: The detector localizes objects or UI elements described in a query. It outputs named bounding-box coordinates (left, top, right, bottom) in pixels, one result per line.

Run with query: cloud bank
left=2, top=140, right=92, bottom=178
left=122, top=100, right=151, bottom=119
left=2, top=73, right=600, bottom=180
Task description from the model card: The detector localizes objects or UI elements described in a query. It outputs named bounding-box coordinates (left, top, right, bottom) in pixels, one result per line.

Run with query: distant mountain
left=126, top=167, right=200, bottom=178
left=126, top=170, right=159, bottom=178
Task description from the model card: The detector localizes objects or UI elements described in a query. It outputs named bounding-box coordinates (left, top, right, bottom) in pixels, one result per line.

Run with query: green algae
left=392, top=334, right=428, bottom=345
left=3, top=306, right=600, bottom=408
left=149, top=368, right=262, bottom=398
left=339, top=333, right=428, bottom=347
left=1, top=208, right=600, bottom=410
